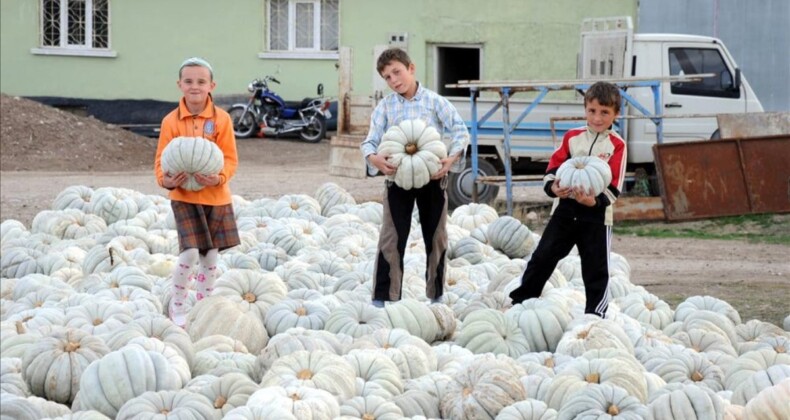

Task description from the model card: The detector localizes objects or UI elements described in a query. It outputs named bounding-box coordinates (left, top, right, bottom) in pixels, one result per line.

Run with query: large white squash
left=556, top=155, right=612, bottom=196
left=377, top=119, right=447, bottom=190
left=161, top=136, right=224, bottom=191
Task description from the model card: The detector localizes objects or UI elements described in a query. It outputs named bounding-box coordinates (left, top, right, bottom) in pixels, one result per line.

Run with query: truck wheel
left=447, top=159, right=500, bottom=209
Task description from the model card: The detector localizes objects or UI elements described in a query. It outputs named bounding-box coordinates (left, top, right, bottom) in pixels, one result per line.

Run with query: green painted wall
left=343, top=0, right=637, bottom=98
left=0, top=0, right=338, bottom=101
left=1, top=0, right=635, bottom=102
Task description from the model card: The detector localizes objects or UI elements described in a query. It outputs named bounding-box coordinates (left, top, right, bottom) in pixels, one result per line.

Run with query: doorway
left=435, top=45, right=481, bottom=97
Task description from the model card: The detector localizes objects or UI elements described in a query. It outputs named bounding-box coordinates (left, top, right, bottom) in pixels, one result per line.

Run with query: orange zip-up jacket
left=154, top=95, right=238, bottom=206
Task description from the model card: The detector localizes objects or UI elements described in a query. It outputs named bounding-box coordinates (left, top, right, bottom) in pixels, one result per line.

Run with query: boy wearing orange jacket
left=154, top=57, right=240, bottom=327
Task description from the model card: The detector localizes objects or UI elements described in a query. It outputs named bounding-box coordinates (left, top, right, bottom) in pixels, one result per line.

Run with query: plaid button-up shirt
left=360, top=83, right=469, bottom=177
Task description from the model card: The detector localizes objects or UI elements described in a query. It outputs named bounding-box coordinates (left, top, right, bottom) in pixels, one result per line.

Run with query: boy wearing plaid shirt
left=360, top=48, right=469, bottom=307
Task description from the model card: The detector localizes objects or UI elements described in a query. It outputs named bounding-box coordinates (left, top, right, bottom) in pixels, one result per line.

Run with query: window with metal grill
left=41, top=0, right=110, bottom=50
left=268, top=0, right=338, bottom=53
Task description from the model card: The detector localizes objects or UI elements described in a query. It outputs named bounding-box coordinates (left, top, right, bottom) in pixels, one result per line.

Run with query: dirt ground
left=1, top=95, right=788, bottom=326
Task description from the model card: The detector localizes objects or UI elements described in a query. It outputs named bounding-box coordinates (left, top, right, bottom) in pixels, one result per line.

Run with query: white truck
left=446, top=16, right=764, bottom=208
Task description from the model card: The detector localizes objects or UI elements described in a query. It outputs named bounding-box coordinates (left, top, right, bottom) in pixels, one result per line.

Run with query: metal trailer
left=446, top=74, right=711, bottom=216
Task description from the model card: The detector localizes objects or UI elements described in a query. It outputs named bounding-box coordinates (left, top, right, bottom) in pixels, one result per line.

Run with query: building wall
left=342, top=0, right=637, bottom=98
left=638, top=0, right=789, bottom=111
left=0, top=0, right=339, bottom=101
left=1, top=0, right=637, bottom=102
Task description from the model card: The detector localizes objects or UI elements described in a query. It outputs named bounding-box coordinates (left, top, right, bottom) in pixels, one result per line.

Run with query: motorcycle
left=228, top=76, right=331, bottom=142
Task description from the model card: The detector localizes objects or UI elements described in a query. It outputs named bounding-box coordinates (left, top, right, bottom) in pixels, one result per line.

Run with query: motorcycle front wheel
left=299, top=114, right=327, bottom=143
left=228, top=106, right=257, bottom=139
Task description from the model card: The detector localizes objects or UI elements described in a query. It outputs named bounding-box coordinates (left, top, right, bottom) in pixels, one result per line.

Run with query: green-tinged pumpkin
left=377, top=119, right=448, bottom=190
left=160, top=136, right=224, bottom=192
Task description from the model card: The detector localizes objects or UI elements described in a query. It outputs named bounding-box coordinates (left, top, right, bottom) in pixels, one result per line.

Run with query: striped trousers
left=372, top=178, right=448, bottom=302
left=509, top=216, right=612, bottom=317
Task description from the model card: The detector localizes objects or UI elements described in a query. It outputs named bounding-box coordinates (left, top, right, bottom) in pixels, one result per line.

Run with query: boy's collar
left=178, top=94, right=216, bottom=120
left=587, top=125, right=613, bottom=136
left=397, top=81, right=424, bottom=102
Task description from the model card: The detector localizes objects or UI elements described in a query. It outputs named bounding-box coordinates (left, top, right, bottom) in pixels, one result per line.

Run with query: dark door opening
left=437, top=46, right=480, bottom=97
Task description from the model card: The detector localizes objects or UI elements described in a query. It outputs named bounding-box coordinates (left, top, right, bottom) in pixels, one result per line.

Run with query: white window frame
left=260, top=0, right=338, bottom=60
left=31, top=0, right=117, bottom=58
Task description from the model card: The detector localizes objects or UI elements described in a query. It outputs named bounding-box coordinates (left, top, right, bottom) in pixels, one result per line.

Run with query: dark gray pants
left=372, top=178, right=448, bottom=302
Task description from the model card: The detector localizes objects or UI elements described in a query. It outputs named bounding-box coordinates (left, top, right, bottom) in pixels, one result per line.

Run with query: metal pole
left=653, top=83, right=663, bottom=144
left=501, top=87, right=513, bottom=216
left=470, top=88, right=479, bottom=202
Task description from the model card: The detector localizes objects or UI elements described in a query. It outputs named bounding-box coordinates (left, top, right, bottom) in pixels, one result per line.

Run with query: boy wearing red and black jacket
left=509, top=81, right=626, bottom=317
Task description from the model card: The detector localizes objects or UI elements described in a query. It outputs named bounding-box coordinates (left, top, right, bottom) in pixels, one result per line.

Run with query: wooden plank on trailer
left=614, top=197, right=665, bottom=221
left=717, top=112, right=790, bottom=138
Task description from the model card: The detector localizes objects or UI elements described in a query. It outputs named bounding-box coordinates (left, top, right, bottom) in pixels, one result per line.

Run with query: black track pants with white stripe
left=509, top=216, right=611, bottom=317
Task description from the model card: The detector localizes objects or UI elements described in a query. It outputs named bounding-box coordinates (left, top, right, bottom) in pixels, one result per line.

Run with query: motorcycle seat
left=284, top=98, right=315, bottom=109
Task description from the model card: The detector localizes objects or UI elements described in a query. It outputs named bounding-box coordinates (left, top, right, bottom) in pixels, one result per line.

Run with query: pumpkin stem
left=362, top=415, right=375, bottom=420
left=297, top=369, right=313, bottom=380
left=607, top=404, right=620, bottom=415
left=578, top=330, right=589, bottom=339
left=691, top=371, right=704, bottom=382
left=295, top=307, right=307, bottom=316
left=645, top=302, right=655, bottom=310
left=214, top=395, right=227, bottom=408
left=64, top=342, right=80, bottom=352
left=405, top=143, right=418, bottom=155
left=15, top=321, right=26, bottom=334
left=93, top=318, right=103, bottom=326
left=544, top=357, right=555, bottom=368
left=462, top=387, right=473, bottom=397
left=585, top=373, right=600, bottom=384
left=243, top=292, right=257, bottom=303
left=290, top=203, right=299, bottom=210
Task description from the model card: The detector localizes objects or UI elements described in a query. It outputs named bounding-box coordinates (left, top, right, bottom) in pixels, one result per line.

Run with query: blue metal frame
left=465, top=79, right=666, bottom=215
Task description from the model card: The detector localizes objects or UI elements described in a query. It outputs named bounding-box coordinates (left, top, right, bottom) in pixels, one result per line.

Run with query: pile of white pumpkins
left=1, top=183, right=788, bottom=420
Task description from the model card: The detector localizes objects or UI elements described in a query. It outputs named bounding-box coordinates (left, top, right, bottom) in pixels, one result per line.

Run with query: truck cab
left=627, top=33, right=764, bottom=163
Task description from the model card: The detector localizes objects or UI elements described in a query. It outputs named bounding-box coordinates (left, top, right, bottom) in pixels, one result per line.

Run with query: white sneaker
left=169, top=301, right=188, bottom=328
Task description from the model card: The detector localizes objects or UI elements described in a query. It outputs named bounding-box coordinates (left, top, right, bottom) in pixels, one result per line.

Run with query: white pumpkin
left=264, top=298, right=331, bottom=336
left=392, top=389, right=441, bottom=418
left=115, top=390, right=216, bottom=420
left=324, top=300, right=390, bottom=338
left=22, top=327, right=110, bottom=404
left=558, top=383, right=649, bottom=419
left=160, top=136, right=224, bottom=191
left=192, top=350, right=258, bottom=380
left=187, top=296, right=269, bottom=354
left=456, top=308, right=531, bottom=358
left=556, top=155, right=612, bottom=196
left=77, top=347, right=182, bottom=417
left=441, top=353, right=527, bottom=419
left=339, top=395, right=404, bottom=420
left=260, top=349, right=357, bottom=401
left=255, top=328, right=341, bottom=373
left=648, top=383, right=726, bottom=420
left=742, top=377, right=790, bottom=420
left=487, top=216, right=536, bottom=259
left=246, top=385, right=340, bottom=420
left=0, top=357, right=30, bottom=397
left=223, top=404, right=297, bottom=420
left=343, top=349, right=404, bottom=399
left=315, top=182, right=356, bottom=216
left=449, top=202, right=499, bottom=231
left=496, top=399, right=558, bottom=420
left=377, top=119, right=448, bottom=190
left=196, top=371, right=259, bottom=415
